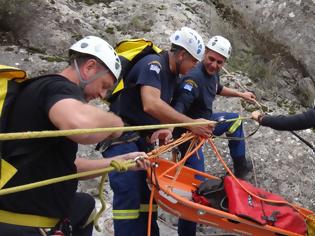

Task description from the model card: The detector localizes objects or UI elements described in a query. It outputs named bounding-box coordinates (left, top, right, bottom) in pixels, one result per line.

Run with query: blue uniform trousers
left=178, top=112, right=245, bottom=236
left=102, top=137, right=159, bottom=236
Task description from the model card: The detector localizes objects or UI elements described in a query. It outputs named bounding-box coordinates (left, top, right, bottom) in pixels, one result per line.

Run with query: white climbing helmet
left=206, top=36, right=232, bottom=59
left=170, top=27, right=205, bottom=61
left=69, top=36, right=121, bottom=81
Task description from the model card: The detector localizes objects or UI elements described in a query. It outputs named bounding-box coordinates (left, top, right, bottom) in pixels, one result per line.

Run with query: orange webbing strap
left=147, top=132, right=195, bottom=158
left=159, top=138, right=205, bottom=179
left=146, top=133, right=205, bottom=236
left=147, top=186, right=155, bottom=236
left=169, top=138, right=202, bottom=188
left=207, top=138, right=315, bottom=221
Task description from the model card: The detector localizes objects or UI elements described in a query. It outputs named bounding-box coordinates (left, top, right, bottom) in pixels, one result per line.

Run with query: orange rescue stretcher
left=146, top=138, right=315, bottom=236
left=147, top=158, right=314, bottom=236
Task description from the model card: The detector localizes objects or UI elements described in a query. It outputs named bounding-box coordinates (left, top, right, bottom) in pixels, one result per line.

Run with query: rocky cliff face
left=212, top=0, right=315, bottom=106
left=2, top=0, right=314, bottom=105
left=0, top=0, right=314, bottom=235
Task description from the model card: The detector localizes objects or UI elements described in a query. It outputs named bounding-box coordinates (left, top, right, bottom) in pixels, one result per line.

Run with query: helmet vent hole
left=80, top=42, right=88, bottom=48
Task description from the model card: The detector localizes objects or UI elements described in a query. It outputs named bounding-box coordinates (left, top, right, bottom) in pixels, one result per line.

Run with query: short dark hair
left=68, top=50, right=106, bottom=68
left=170, top=44, right=185, bottom=53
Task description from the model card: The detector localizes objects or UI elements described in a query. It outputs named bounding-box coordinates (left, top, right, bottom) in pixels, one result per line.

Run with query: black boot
left=233, top=158, right=253, bottom=179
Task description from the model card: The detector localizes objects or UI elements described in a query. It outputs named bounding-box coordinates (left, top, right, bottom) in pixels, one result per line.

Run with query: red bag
left=224, top=176, right=306, bottom=235
left=192, top=191, right=211, bottom=206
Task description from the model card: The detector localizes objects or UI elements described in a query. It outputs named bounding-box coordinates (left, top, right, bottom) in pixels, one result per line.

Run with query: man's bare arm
left=49, top=98, right=123, bottom=144
left=141, top=86, right=213, bottom=137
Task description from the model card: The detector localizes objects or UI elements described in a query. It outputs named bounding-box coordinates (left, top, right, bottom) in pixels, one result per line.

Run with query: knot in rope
left=110, top=160, right=129, bottom=172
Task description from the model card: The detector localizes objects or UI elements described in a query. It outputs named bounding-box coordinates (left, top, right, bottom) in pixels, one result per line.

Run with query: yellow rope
left=109, top=160, right=129, bottom=172
left=94, top=159, right=130, bottom=229
left=0, top=159, right=136, bottom=231
left=95, top=158, right=174, bottom=231
left=0, top=122, right=212, bottom=140
left=94, top=173, right=107, bottom=232
left=0, top=118, right=251, bottom=141
left=0, top=160, right=136, bottom=196
left=0, top=133, right=193, bottom=232
left=0, top=118, right=250, bottom=231
left=0, top=133, right=197, bottom=231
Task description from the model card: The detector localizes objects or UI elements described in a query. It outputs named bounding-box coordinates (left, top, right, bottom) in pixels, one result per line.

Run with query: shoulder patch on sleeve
left=148, top=60, right=162, bottom=74
left=183, top=83, right=193, bottom=91
left=182, top=79, right=198, bottom=92
left=185, top=79, right=198, bottom=88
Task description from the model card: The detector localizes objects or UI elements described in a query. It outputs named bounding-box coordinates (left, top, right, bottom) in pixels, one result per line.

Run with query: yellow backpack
left=0, top=65, right=28, bottom=188
left=108, top=38, right=162, bottom=102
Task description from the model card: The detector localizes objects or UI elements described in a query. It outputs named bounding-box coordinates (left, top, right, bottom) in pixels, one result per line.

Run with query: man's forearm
left=219, top=86, right=242, bottom=97
left=75, top=157, right=112, bottom=179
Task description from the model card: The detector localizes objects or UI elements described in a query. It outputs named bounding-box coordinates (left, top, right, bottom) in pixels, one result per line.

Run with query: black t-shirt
left=110, top=51, right=177, bottom=126
left=0, top=75, right=84, bottom=219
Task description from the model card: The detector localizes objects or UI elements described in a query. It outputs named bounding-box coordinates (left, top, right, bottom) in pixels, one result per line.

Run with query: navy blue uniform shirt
left=110, top=51, right=176, bottom=125
left=172, top=62, right=223, bottom=119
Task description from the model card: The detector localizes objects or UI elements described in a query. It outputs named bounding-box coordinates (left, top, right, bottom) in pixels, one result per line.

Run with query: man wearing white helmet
left=0, top=36, right=149, bottom=236
left=100, top=27, right=214, bottom=236
left=172, top=35, right=256, bottom=236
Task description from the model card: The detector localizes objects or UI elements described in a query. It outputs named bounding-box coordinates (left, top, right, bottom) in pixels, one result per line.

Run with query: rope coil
left=110, top=160, right=130, bottom=172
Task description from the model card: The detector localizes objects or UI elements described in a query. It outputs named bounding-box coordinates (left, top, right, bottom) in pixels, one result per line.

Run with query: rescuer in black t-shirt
left=0, top=36, right=149, bottom=236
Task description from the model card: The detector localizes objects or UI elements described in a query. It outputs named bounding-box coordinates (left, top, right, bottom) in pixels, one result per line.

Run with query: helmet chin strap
left=74, top=59, right=88, bottom=90
left=74, top=59, right=109, bottom=90
left=174, top=53, right=184, bottom=76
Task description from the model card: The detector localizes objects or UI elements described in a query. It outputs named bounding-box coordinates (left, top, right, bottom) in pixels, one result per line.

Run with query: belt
left=96, top=131, right=141, bottom=153
left=0, top=209, right=59, bottom=228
